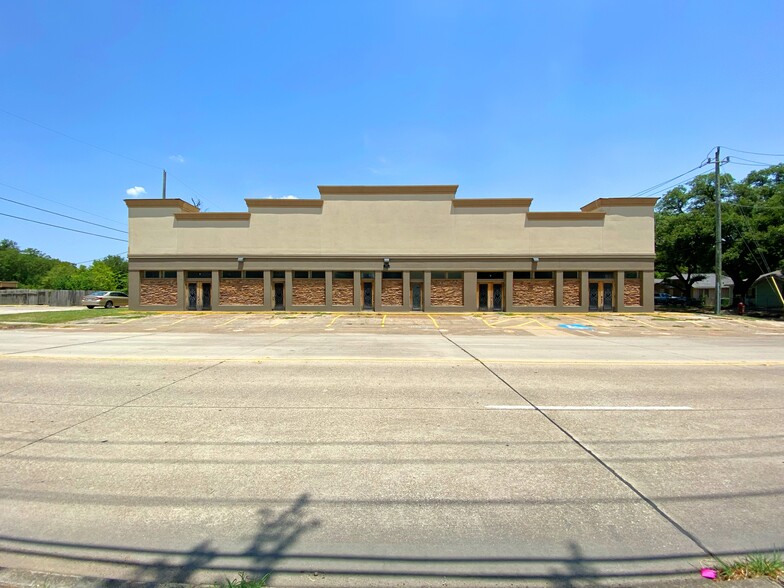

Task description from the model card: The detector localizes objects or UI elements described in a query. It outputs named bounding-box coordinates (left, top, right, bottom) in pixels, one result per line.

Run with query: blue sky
left=1, top=0, right=783, bottom=264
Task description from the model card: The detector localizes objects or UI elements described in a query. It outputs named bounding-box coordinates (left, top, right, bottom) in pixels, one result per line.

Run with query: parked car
left=654, top=293, right=676, bottom=305
left=81, top=291, right=129, bottom=309
left=654, top=293, right=691, bottom=307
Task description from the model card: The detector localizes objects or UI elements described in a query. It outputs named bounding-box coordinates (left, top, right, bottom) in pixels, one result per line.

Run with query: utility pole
left=162, top=169, right=167, bottom=200
left=714, top=147, right=721, bottom=315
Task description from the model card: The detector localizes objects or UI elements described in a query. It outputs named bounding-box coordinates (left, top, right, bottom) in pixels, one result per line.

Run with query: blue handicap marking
left=558, top=323, right=594, bottom=330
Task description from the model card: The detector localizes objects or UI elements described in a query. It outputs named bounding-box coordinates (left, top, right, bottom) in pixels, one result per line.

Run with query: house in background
left=750, top=271, right=784, bottom=310
left=689, top=273, right=734, bottom=307
left=654, top=273, right=731, bottom=305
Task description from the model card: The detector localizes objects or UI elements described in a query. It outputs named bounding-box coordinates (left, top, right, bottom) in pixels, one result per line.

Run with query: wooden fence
left=0, top=289, right=91, bottom=306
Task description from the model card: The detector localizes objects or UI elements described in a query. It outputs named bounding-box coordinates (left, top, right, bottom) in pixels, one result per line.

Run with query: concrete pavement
left=0, top=320, right=782, bottom=587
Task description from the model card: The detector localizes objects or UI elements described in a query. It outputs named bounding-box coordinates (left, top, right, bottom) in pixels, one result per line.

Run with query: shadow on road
left=0, top=492, right=773, bottom=586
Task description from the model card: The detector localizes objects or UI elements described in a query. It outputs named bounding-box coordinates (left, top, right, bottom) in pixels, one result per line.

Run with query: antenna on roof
left=162, top=169, right=167, bottom=199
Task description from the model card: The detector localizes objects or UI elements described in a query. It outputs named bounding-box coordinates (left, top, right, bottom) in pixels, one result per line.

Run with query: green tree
left=84, top=262, right=118, bottom=291
left=40, top=262, right=79, bottom=289
left=722, top=164, right=784, bottom=298
left=655, top=181, right=717, bottom=296
left=0, top=240, right=58, bottom=286
left=655, top=164, right=784, bottom=302
left=94, top=254, right=129, bottom=290
left=2, top=239, right=128, bottom=290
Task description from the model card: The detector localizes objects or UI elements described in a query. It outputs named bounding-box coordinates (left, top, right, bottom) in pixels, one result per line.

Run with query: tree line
left=0, top=239, right=127, bottom=291
left=656, top=164, right=784, bottom=302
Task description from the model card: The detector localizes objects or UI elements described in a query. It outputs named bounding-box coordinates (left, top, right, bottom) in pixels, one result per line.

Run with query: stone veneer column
left=263, top=271, right=272, bottom=311
left=616, top=271, right=625, bottom=312
left=212, top=271, right=220, bottom=309
left=423, top=272, right=432, bottom=312
left=580, top=271, right=590, bottom=312
left=504, top=271, right=514, bottom=312
left=555, top=271, right=564, bottom=310
left=325, top=271, right=333, bottom=308
left=284, top=271, right=293, bottom=310
left=402, top=272, right=411, bottom=309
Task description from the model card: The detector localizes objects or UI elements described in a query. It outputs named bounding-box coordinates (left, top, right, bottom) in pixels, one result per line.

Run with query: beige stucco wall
left=127, top=196, right=654, bottom=259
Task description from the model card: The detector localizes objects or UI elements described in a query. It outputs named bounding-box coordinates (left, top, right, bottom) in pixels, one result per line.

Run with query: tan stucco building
left=126, top=185, right=657, bottom=313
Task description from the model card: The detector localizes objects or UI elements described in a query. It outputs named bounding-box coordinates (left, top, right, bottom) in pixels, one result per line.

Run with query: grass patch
left=715, top=552, right=783, bottom=581
left=217, top=572, right=271, bottom=588
left=0, top=309, right=151, bottom=325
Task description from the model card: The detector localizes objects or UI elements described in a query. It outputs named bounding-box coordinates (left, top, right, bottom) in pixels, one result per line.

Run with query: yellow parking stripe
left=164, top=316, right=194, bottom=327
left=215, top=316, right=242, bottom=327
left=427, top=314, right=440, bottom=329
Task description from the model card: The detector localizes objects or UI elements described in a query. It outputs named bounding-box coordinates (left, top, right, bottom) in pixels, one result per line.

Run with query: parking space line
left=506, top=320, right=537, bottom=329
left=164, top=316, right=194, bottom=327
left=215, top=315, right=243, bottom=328
left=427, top=314, right=440, bottom=329
left=381, top=314, right=387, bottom=328
left=326, top=314, right=344, bottom=328
left=487, top=316, right=520, bottom=327
left=630, top=317, right=668, bottom=330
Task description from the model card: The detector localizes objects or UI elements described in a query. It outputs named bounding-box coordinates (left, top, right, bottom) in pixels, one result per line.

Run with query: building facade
left=126, top=186, right=657, bottom=313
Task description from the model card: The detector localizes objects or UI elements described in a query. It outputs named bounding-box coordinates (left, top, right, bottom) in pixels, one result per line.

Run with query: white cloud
left=126, top=186, right=146, bottom=197
left=169, top=154, right=185, bottom=163
left=264, top=195, right=299, bottom=199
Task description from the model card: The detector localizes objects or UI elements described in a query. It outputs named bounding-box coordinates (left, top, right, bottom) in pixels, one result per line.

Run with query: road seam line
left=439, top=331, right=716, bottom=559
left=0, top=360, right=226, bottom=459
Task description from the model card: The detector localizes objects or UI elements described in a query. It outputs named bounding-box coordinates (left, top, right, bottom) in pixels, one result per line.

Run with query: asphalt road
left=0, top=321, right=782, bottom=587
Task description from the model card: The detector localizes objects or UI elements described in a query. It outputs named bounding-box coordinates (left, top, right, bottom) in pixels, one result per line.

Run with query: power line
left=647, top=170, right=713, bottom=197
left=0, top=180, right=126, bottom=227
left=721, top=146, right=784, bottom=158
left=735, top=204, right=772, bottom=274
left=637, top=166, right=719, bottom=201
left=167, top=173, right=209, bottom=203
left=72, top=251, right=127, bottom=265
left=0, top=106, right=213, bottom=207
left=728, top=161, right=770, bottom=167
left=728, top=202, right=784, bottom=210
left=0, top=212, right=127, bottom=242
left=630, top=162, right=710, bottom=197
left=728, top=155, right=779, bottom=166
left=0, top=107, right=161, bottom=170
left=0, top=195, right=127, bottom=234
